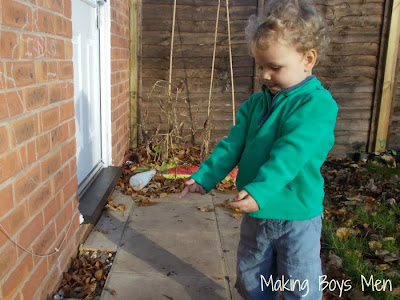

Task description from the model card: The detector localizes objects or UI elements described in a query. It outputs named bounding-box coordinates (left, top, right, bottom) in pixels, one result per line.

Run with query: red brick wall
left=0, top=0, right=82, bottom=299
left=110, top=0, right=131, bottom=166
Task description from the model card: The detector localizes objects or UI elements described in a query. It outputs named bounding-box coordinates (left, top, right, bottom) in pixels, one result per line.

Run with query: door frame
left=99, top=1, right=112, bottom=167
left=75, top=0, right=112, bottom=197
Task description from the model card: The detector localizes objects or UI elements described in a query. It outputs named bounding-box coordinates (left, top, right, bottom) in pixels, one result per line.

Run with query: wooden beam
left=368, top=0, right=392, bottom=152
left=374, top=0, right=400, bottom=152
left=252, top=0, right=264, bottom=93
left=130, top=0, right=139, bottom=148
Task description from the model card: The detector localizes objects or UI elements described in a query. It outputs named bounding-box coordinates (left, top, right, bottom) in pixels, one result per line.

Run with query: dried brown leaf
left=368, top=241, right=382, bottom=252
left=197, top=206, right=214, bottom=212
left=116, top=204, right=126, bottom=210
left=336, top=227, right=350, bottom=242
left=133, top=184, right=143, bottom=191
left=231, top=213, right=243, bottom=219
left=94, top=269, right=103, bottom=281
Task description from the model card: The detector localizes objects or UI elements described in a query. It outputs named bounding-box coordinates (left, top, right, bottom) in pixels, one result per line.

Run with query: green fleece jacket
left=191, top=76, right=338, bottom=220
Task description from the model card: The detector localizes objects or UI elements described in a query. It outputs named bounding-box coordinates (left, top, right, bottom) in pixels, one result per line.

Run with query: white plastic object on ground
left=129, top=170, right=156, bottom=188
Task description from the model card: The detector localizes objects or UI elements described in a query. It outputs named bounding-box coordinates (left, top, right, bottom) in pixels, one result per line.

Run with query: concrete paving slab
left=156, top=192, right=214, bottom=204
left=84, top=190, right=247, bottom=299
left=129, top=201, right=217, bottom=233
left=101, top=272, right=229, bottom=300
left=226, top=276, right=243, bottom=300
left=113, top=227, right=225, bottom=277
left=82, top=190, right=135, bottom=251
left=214, top=207, right=242, bottom=233
left=219, top=232, right=240, bottom=276
left=212, top=193, right=242, bottom=232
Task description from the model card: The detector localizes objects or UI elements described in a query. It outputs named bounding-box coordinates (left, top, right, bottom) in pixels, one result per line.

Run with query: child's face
left=252, top=41, right=316, bottom=95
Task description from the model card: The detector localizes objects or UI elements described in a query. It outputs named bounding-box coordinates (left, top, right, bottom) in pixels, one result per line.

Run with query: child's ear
left=304, top=49, right=317, bottom=72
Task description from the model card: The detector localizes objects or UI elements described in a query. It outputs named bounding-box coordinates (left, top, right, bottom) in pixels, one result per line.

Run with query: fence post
left=374, top=0, right=400, bottom=152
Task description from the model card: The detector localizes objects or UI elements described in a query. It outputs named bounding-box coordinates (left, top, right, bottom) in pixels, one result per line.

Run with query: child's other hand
left=179, top=179, right=206, bottom=199
left=229, top=190, right=259, bottom=213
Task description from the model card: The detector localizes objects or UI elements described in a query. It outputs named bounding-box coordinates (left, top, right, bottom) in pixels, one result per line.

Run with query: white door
left=72, top=0, right=103, bottom=188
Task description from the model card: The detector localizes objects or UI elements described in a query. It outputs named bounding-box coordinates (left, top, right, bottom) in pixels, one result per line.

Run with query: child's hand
left=229, top=190, right=259, bottom=213
left=179, top=179, right=206, bottom=199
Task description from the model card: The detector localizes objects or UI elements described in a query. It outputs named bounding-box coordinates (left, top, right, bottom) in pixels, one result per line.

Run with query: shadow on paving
left=89, top=191, right=240, bottom=300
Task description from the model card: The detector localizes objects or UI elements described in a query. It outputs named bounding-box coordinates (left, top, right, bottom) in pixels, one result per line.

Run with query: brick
left=36, top=60, right=58, bottom=82
left=35, top=61, right=47, bottom=83
left=65, top=41, right=73, bottom=60
left=61, top=138, right=76, bottom=162
left=11, top=114, right=37, bottom=145
left=62, top=176, right=77, bottom=203
left=43, top=0, right=63, bottom=14
left=58, top=237, right=78, bottom=275
left=6, top=61, right=36, bottom=88
left=59, top=61, right=73, bottom=79
left=33, top=222, right=56, bottom=255
left=21, top=259, right=47, bottom=300
left=0, top=201, right=28, bottom=237
left=53, top=164, right=70, bottom=192
left=35, top=8, right=56, bottom=34
left=0, top=243, right=17, bottom=280
left=21, top=34, right=46, bottom=58
left=16, top=146, right=28, bottom=175
left=16, top=212, right=44, bottom=249
left=2, top=0, right=32, bottom=30
left=0, top=93, right=8, bottom=120
left=50, top=122, right=69, bottom=148
left=27, top=140, right=36, bottom=165
left=0, top=30, right=20, bottom=58
left=43, top=192, right=62, bottom=225
left=1, top=254, right=34, bottom=300
left=0, top=184, right=14, bottom=218
left=68, top=118, right=76, bottom=137
left=36, top=133, right=51, bottom=159
left=35, top=266, right=60, bottom=300
left=13, top=163, right=42, bottom=202
left=55, top=202, right=72, bottom=234
left=59, top=100, right=74, bottom=122
left=47, top=37, right=64, bottom=59
left=14, top=293, right=21, bottom=300
left=55, top=15, right=72, bottom=39
left=48, top=83, right=61, bottom=103
left=23, top=85, right=48, bottom=111
left=40, top=149, right=61, bottom=178
left=0, top=150, right=24, bottom=184
left=47, top=61, right=58, bottom=81
left=28, top=180, right=52, bottom=217
left=40, top=106, right=59, bottom=132
left=0, top=62, right=5, bottom=89
left=0, top=91, right=24, bottom=121
left=0, top=125, right=10, bottom=154
left=69, top=157, right=77, bottom=178
left=64, top=0, right=71, bottom=18
left=45, top=233, right=63, bottom=272
left=61, top=81, right=74, bottom=99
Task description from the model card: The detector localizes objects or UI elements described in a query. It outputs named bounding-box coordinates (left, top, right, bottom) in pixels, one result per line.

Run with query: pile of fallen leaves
left=53, top=250, right=116, bottom=300
left=115, top=145, right=236, bottom=206
left=321, top=155, right=400, bottom=299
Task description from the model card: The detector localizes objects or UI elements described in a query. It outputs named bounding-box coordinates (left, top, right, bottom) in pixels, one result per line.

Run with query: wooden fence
left=133, top=0, right=400, bottom=156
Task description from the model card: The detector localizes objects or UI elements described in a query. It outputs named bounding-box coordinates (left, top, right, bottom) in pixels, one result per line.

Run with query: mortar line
left=212, top=191, right=234, bottom=300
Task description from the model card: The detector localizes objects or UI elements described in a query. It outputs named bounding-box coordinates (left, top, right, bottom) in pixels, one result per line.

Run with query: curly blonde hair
left=245, top=0, right=329, bottom=63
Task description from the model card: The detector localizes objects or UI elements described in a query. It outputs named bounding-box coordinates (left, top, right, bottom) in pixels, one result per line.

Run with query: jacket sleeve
left=190, top=100, right=252, bottom=192
left=243, top=93, right=338, bottom=210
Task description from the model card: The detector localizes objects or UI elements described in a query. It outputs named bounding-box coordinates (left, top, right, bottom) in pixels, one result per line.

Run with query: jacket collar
left=262, top=75, right=316, bottom=97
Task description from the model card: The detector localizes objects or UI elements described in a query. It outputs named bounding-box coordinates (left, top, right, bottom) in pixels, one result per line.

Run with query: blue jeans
left=235, top=214, right=323, bottom=300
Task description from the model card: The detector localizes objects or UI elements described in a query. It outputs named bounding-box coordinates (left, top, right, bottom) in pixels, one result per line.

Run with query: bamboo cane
left=168, top=0, right=177, bottom=100
left=226, top=0, right=236, bottom=125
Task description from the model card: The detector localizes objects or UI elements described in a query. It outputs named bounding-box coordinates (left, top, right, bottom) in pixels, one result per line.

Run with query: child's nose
left=260, top=69, right=272, bottom=80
